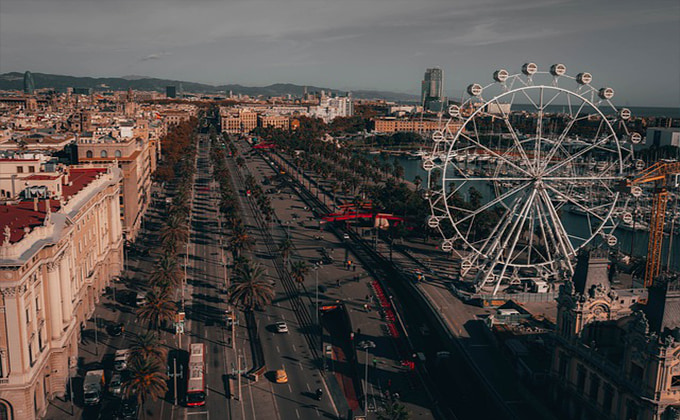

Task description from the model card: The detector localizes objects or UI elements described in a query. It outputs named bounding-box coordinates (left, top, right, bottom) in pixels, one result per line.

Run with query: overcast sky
left=1, top=0, right=679, bottom=106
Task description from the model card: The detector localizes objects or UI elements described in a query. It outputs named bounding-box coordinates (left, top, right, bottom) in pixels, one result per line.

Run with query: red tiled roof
left=0, top=168, right=109, bottom=246
left=62, top=168, right=107, bottom=200
left=0, top=200, right=60, bottom=244
left=24, top=174, right=60, bottom=181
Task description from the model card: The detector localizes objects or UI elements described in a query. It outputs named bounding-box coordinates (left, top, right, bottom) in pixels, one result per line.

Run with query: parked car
left=108, top=373, right=123, bottom=397
left=116, top=398, right=139, bottom=420
left=114, top=349, right=130, bottom=371
left=275, top=322, right=289, bottom=333
left=107, top=323, right=125, bottom=337
left=135, top=293, right=146, bottom=307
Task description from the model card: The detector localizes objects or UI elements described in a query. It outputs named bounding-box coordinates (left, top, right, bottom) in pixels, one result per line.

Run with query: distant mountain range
left=0, top=72, right=419, bottom=102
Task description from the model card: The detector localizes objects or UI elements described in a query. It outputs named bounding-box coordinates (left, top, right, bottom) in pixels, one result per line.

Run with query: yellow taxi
left=275, top=369, right=288, bottom=384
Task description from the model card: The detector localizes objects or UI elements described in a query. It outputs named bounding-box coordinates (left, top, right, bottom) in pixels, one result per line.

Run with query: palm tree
left=136, top=288, right=177, bottom=333
left=130, top=331, right=168, bottom=365
left=161, top=214, right=188, bottom=241
left=229, top=225, right=254, bottom=259
left=377, top=400, right=410, bottom=420
left=413, top=175, right=422, bottom=191
left=122, top=356, right=168, bottom=419
left=278, top=237, right=293, bottom=265
left=289, top=261, right=309, bottom=286
left=149, top=255, right=181, bottom=290
left=227, top=260, right=274, bottom=311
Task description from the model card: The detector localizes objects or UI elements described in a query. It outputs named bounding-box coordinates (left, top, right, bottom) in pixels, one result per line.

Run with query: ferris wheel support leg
left=538, top=188, right=575, bottom=275
left=474, top=193, right=528, bottom=292
left=492, top=189, right=537, bottom=295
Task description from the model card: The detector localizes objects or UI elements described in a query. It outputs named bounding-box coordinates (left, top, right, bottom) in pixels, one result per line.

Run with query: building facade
left=551, top=250, right=680, bottom=420
left=372, top=117, right=453, bottom=133
left=0, top=167, right=123, bottom=419
left=76, top=130, right=157, bottom=242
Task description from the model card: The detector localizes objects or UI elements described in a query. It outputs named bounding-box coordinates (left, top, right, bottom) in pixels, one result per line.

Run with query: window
left=630, top=362, right=644, bottom=383
left=602, top=385, right=614, bottom=413
left=16, top=166, right=23, bottom=173
left=626, top=400, right=639, bottom=420
left=28, top=341, right=34, bottom=365
left=100, top=150, right=108, bottom=158
left=86, top=150, right=93, bottom=158
left=114, top=150, right=122, bottom=158
left=28, top=166, right=35, bottom=173
left=38, top=329, right=43, bottom=351
left=25, top=306, right=31, bottom=323
left=35, top=296, right=40, bottom=312
left=558, top=352, right=568, bottom=378
left=577, top=365, right=586, bottom=392
left=589, top=375, right=600, bottom=401
left=671, top=375, right=680, bottom=387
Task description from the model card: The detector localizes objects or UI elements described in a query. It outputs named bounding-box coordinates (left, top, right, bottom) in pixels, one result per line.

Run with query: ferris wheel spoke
left=538, top=188, right=576, bottom=260
left=490, top=188, right=537, bottom=294
left=491, top=99, right=533, bottom=168
left=542, top=133, right=615, bottom=177
left=459, top=131, right=532, bottom=177
left=454, top=180, right=531, bottom=225
left=542, top=89, right=563, bottom=110
left=534, top=86, right=545, bottom=172
left=474, top=187, right=530, bottom=261
left=540, top=101, right=588, bottom=171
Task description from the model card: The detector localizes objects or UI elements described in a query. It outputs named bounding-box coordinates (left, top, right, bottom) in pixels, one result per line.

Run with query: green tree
left=289, top=261, right=309, bottom=285
left=136, top=288, right=177, bottom=333
left=227, top=260, right=274, bottom=311
left=229, top=225, right=255, bottom=258
left=278, top=237, right=293, bottom=265
left=122, top=356, right=168, bottom=419
left=129, top=331, right=168, bottom=366
left=149, top=255, right=181, bottom=290
left=377, top=400, right=410, bottom=420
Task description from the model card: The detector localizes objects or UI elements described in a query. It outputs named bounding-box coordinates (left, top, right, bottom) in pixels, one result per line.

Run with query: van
left=135, top=293, right=146, bottom=307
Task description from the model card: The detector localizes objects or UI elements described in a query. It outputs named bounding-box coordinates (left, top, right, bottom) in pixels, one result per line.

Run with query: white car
left=275, top=322, right=289, bottom=333
left=343, top=233, right=350, bottom=240
left=114, top=349, right=129, bottom=371
left=109, top=373, right=123, bottom=396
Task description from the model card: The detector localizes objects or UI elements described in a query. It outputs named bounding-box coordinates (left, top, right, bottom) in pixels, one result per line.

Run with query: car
left=107, top=323, right=125, bottom=337
left=114, top=349, right=130, bottom=371
left=135, top=293, right=146, bottom=307
left=275, top=369, right=288, bottom=384
left=275, top=322, right=288, bottom=333
left=109, top=373, right=123, bottom=397
left=116, top=398, right=139, bottom=420
left=343, top=233, right=350, bottom=240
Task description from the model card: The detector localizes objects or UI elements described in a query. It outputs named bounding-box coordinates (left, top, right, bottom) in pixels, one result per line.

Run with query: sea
left=371, top=154, right=680, bottom=271
left=510, top=104, right=679, bottom=118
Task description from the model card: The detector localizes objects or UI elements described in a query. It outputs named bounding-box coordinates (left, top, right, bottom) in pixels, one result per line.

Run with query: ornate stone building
left=0, top=167, right=123, bottom=419
left=552, top=249, right=680, bottom=420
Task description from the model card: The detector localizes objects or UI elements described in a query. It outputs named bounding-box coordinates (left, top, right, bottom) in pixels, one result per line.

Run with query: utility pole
left=173, top=356, right=178, bottom=406
left=93, top=312, right=98, bottom=356
left=237, top=350, right=243, bottom=402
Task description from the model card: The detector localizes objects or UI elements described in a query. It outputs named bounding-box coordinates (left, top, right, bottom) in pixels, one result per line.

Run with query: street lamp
left=359, top=340, right=376, bottom=415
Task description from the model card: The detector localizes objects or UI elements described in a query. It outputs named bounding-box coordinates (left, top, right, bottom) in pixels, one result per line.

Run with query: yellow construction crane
left=625, top=160, right=680, bottom=287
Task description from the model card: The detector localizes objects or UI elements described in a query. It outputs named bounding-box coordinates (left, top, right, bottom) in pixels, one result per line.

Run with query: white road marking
left=306, top=383, right=311, bottom=391
left=295, top=409, right=300, bottom=419
left=292, top=344, right=296, bottom=352
left=276, top=345, right=280, bottom=353
left=315, top=408, right=321, bottom=417
left=288, top=383, right=293, bottom=393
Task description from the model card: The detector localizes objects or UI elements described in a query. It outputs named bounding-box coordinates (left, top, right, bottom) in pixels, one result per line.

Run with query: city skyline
left=0, top=0, right=679, bottom=107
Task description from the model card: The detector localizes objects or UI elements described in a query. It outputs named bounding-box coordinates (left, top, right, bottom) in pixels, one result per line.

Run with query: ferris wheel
left=424, top=63, right=638, bottom=295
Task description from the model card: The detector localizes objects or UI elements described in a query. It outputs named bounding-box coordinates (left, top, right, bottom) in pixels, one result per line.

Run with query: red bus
left=186, top=343, right=206, bottom=406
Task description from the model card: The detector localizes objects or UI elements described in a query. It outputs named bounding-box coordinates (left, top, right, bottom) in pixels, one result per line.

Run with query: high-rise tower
left=23, top=71, right=35, bottom=94
left=421, top=68, right=446, bottom=112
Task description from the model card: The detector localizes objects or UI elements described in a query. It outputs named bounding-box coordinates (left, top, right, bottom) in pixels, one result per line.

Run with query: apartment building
left=372, top=117, right=449, bottom=133
left=0, top=166, right=123, bottom=419
left=76, top=128, right=157, bottom=242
